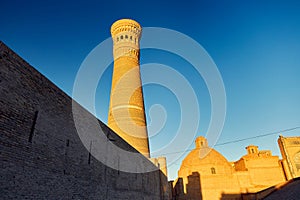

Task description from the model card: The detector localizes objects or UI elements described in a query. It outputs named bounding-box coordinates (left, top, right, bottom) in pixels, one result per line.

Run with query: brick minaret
left=108, top=19, right=150, bottom=157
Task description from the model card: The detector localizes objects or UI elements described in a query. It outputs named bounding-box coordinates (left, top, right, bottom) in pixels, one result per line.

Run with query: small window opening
left=211, top=167, right=216, bottom=174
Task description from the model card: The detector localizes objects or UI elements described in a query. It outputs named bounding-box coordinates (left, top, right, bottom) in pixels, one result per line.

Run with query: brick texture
left=0, top=41, right=166, bottom=200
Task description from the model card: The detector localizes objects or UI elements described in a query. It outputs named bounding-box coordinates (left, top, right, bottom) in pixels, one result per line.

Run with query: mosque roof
left=178, top=137, right=232, bottom=176
left=180, top=146, right=230, bottom=168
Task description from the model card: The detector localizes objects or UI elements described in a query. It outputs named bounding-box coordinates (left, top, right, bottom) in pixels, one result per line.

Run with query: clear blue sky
left=1, top=0, right=300, bottom=180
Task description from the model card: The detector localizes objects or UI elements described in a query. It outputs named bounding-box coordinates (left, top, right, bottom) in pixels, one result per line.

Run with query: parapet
left=111, top=19, right=141, bottom=37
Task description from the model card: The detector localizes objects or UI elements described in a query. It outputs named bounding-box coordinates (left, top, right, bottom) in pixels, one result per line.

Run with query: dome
left=178, top=137, right=233, bottom=177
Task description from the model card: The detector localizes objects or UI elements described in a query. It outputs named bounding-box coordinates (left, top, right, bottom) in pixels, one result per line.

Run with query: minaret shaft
left=108, top=19, right=150, bottom=157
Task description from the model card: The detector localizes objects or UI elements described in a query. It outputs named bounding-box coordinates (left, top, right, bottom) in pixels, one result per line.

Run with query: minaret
left=108, top=19, right=150, bottom=158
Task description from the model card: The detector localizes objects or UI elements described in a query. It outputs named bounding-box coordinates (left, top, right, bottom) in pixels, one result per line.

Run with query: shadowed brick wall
left=0, top=41, right=166, bottom=200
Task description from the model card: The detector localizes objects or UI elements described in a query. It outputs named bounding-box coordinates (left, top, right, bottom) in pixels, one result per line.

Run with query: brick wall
left=0, top=41, right=165, bottom=199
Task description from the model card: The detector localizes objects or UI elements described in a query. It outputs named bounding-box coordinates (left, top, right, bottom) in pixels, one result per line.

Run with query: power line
left=153, top=126, right=300, bottom=156
left=215, top=126, right=300, bottom=146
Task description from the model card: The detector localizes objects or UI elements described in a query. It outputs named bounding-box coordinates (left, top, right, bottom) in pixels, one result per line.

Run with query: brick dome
left=178, top=137, right=233, bottom=177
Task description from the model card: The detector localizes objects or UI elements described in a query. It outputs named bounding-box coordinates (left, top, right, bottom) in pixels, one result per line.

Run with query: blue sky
left=1, top=0, right=300, bottom=180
